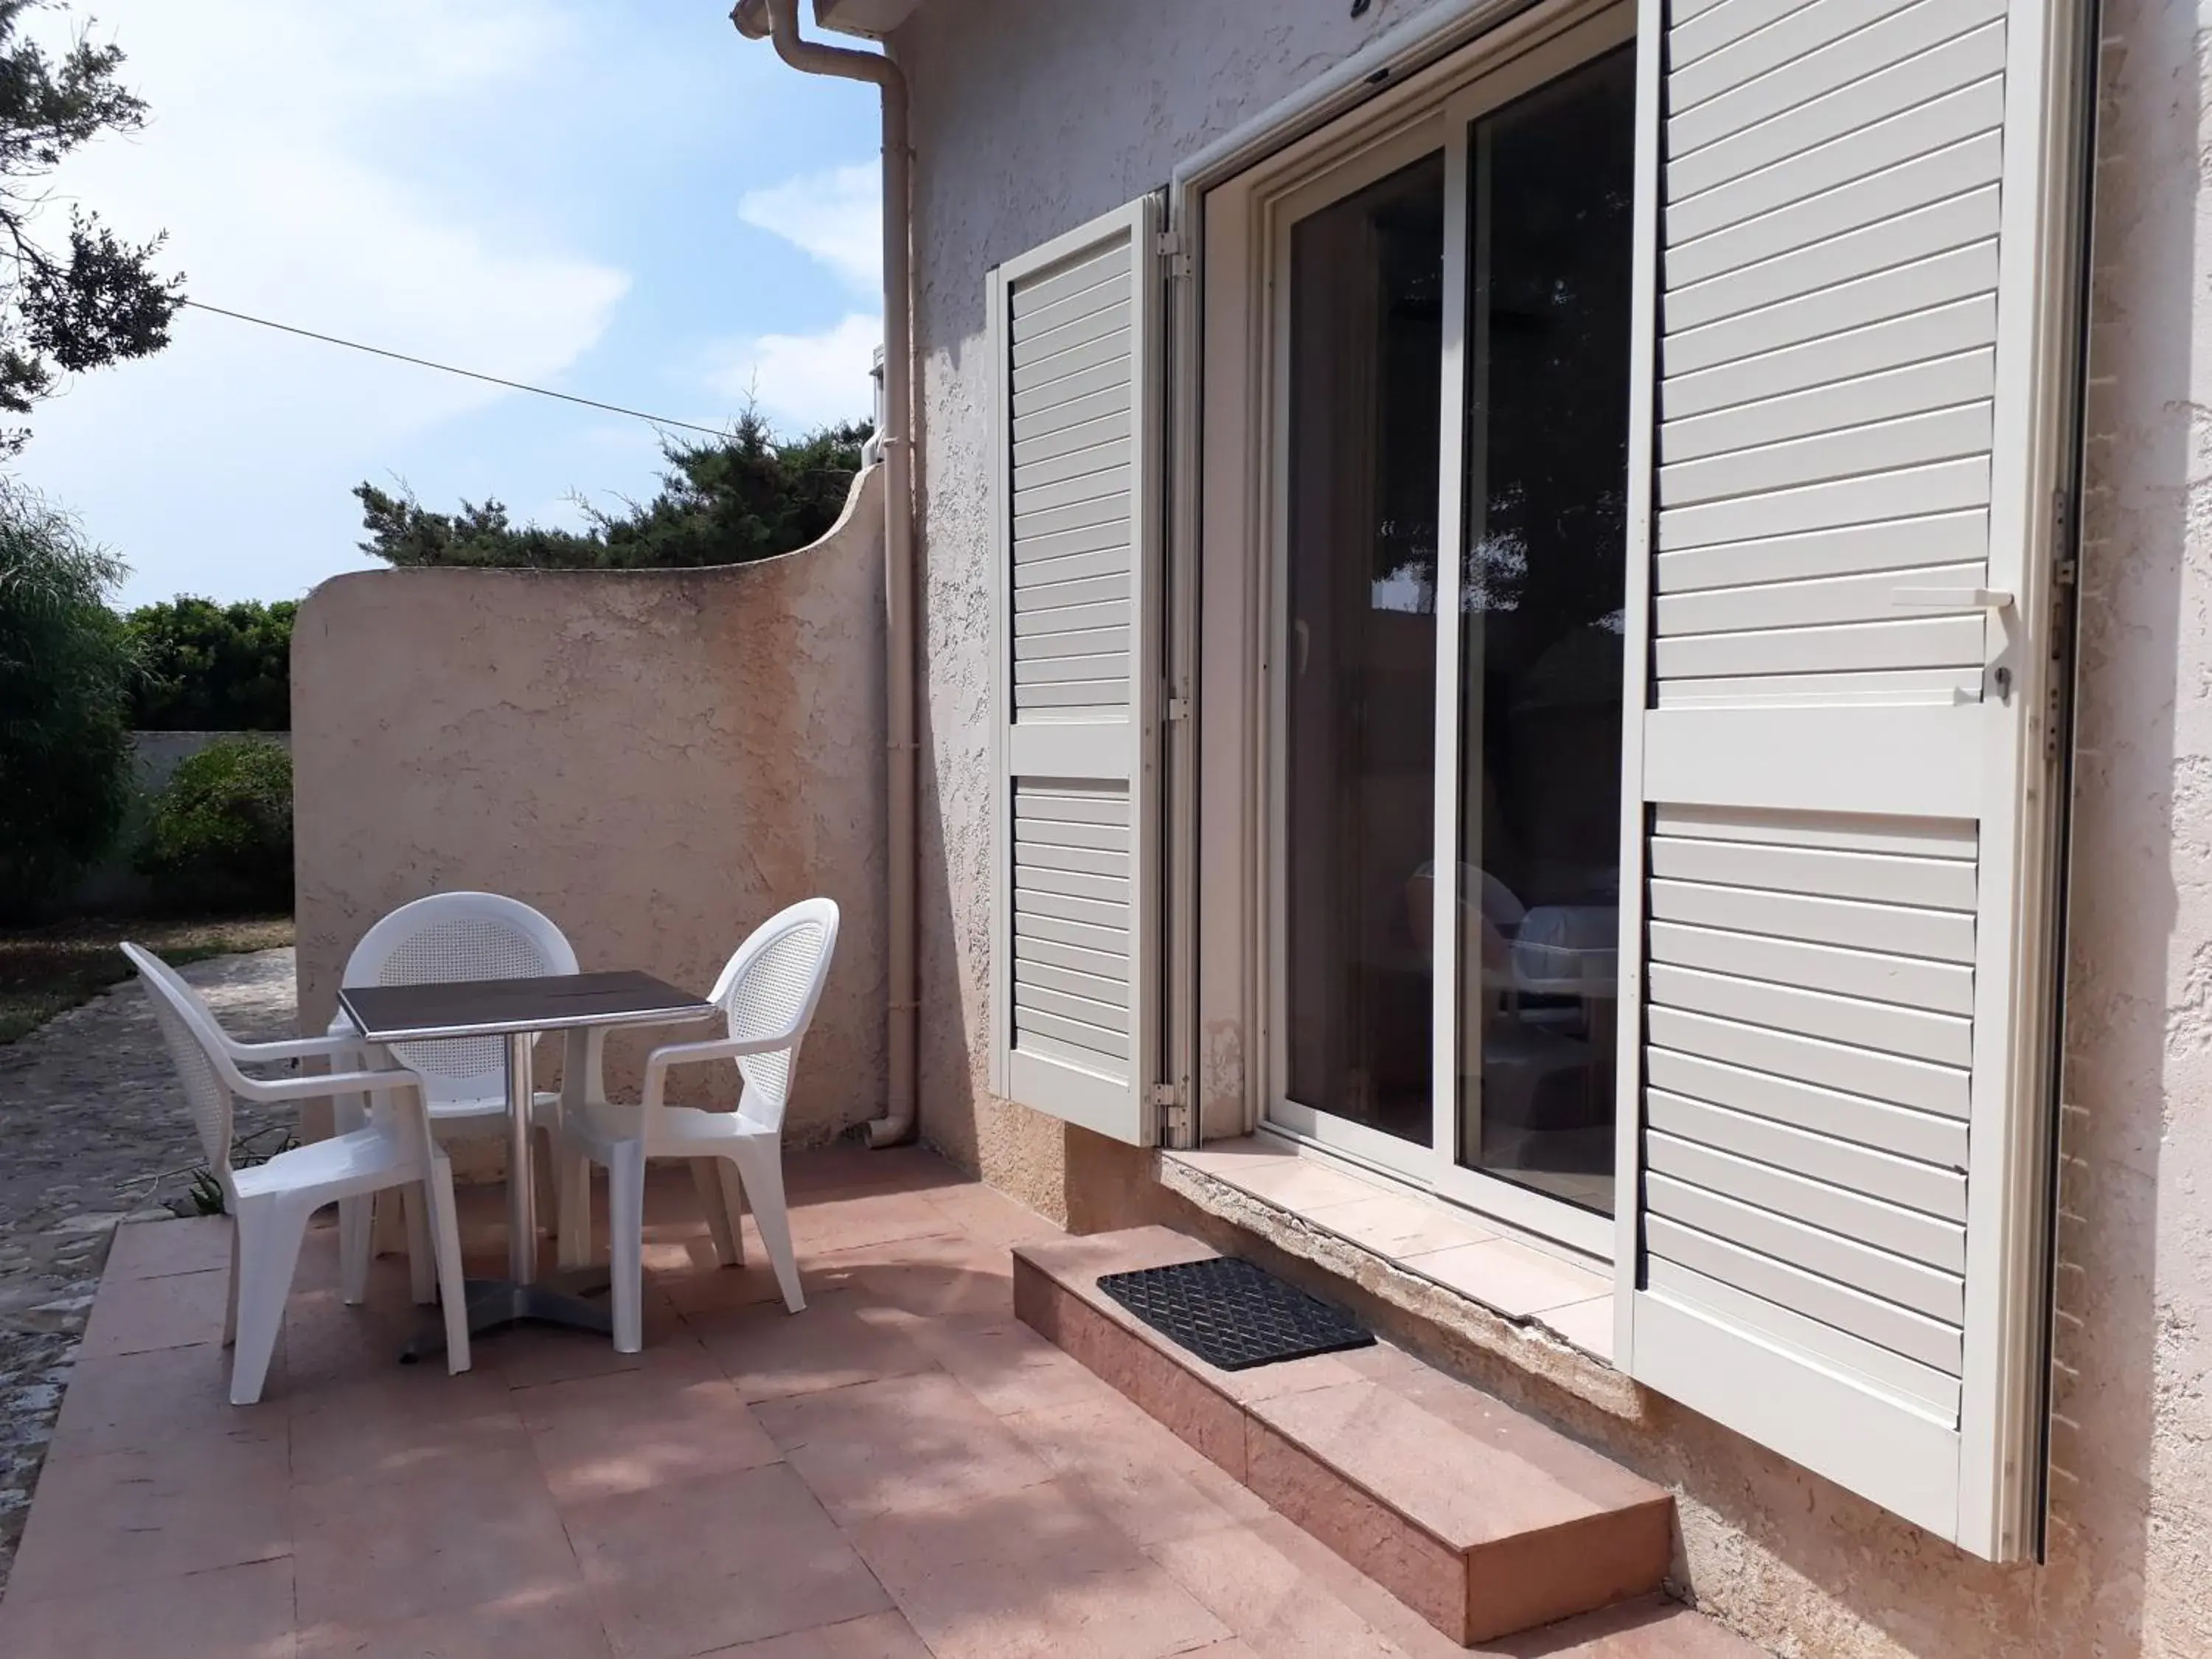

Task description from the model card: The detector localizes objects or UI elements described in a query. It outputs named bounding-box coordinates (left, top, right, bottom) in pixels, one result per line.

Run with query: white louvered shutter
left=987, top=198, right=1164, bottom=1146
left=1617, top=0, right=2091, bottom=1559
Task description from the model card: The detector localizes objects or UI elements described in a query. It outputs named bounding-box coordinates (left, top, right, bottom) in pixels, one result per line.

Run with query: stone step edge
left=1012, top=1230, right=1673, bottom=1646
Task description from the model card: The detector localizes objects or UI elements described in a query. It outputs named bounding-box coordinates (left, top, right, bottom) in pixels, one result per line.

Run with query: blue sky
left=15, top=0, right=883, bottom=608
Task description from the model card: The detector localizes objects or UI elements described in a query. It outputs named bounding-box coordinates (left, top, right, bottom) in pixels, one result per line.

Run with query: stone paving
left=0, top=947, right=296, bottom=1591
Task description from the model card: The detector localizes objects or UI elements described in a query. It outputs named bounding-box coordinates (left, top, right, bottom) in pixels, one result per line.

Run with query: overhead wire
left=178, top=299, right=731, bottom=438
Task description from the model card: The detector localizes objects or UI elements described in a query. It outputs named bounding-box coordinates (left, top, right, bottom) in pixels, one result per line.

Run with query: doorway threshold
left=1158, top=1136, right=1626, bottom=1408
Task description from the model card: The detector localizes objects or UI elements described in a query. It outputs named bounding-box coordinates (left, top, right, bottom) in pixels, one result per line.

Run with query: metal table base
left=403, top=1029, right=605, bottom=1361
left=403, top=1272, right=611, bottom=1360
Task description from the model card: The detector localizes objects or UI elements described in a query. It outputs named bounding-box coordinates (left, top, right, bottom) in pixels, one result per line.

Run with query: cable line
left=179, top=299, right=730, bottom=438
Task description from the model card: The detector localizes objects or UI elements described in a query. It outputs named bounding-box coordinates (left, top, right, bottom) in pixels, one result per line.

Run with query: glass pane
left=1284, top=152, right=1445, bottom=1145
left=1455, top=48, right=1635, bottom=1211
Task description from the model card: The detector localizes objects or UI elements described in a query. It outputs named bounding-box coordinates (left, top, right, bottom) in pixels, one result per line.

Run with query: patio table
left=338, top=969, right=715, bottom=1348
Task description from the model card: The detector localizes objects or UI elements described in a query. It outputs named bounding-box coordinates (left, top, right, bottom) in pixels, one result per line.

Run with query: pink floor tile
left=104, top=1214, right=236, bottom=1281
left=292, top=1443, right=580, bottom=1631
left=894, top=1311, right=1123, bottom=1418
left=296, top=1583, right=616, bottom=1659
left=710, top=1609, right=937, bottom=1658
left=691, top=1293, right=933, bottom=1402
left=830, top=1231, right=1020, bottom=1321
left=6, top=1434, right=291, bottom=1600
left=46, top=1338, right=285, bottom=1461
left=518, top=1363, right=779, bottom=1506
left=1004, top=1396, right=1251, bottom=1548
left=1146, top=1523, right=1411, bottom=1659
left=754, top=1368, right=1057, bottom=1526
left=564, top=1462, right=892, bottom=1659
left=0, top=1556, right=296, bottom=1659
left=787, top=1188, right=965, bottom=1261
left=288, top=1362, right=529, bottom=1488
left=847, top=1481, right=1234, bottom=1659
left=75, top=1262, right=232, bottom=1357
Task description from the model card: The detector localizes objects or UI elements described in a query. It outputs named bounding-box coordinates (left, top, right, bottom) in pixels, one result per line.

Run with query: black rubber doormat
left=1096, top=1256, right=1376, bottom=1371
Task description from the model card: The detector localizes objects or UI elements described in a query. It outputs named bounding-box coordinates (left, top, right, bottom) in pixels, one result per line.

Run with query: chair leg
left=717, top=1160, right=749, bottom=1266
left=223, top=1217, right=241, bottom=1348
left=693, top=1158, right=741, bottom=1267
left=229, top=1195, right=311, bottom=1406
left=730, top=1144, right=803, bottom=1314
left=421, top=1160, right=473, bottom=1377
left=400, top=1185, right=437, bottom=1306
left=533, top=1124, right=560, bottom=1239
left=556, top=1151, right=594, bottom=1270
left=608, top=1141, right=648, bottom=1354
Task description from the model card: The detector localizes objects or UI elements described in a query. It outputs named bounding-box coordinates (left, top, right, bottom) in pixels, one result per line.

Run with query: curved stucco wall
left=291, top=467, right=887, bottom=1144
left=895, top=1, right=2212, bottom=1654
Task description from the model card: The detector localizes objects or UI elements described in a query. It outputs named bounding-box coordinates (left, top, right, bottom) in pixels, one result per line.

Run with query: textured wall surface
left=894, top=0, right=2212, bottom=1653
left=291, top=469, right=888, bottom=1144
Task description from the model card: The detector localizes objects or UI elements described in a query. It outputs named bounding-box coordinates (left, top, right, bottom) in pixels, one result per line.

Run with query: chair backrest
left=344, top=892, right=578, bottom=1101
left=707, top=897, right=840, bottom=1132
left=123, top=943, right=240, bottom=1186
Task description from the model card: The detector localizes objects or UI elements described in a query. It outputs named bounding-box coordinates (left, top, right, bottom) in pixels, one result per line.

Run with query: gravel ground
left=0, top=947, right=297, bottom=1593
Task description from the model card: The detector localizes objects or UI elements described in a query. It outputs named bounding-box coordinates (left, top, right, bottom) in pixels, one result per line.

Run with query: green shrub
left=0, top=481, right=134, bottom=920
left=136, top=738, right=293, bottom=911
left=125, top=597, right=295, bottom=730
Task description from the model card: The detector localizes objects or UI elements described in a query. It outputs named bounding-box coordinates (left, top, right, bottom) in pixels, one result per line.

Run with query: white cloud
left=707, top=312, right=880, bottom=435
left=737, top=161, right=882, bottom=293
left=14, top=0, right=631, bottom=603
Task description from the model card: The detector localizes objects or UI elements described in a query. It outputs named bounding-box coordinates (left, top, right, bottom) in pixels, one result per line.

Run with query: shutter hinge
left=2053, top=487, right=2078, bottom=585
left=1155, top=229, right=1192, bottom=280
left=1165, top=695, right=1191, bottom=723
left=1150, top=1080, right=1192, bottom=1144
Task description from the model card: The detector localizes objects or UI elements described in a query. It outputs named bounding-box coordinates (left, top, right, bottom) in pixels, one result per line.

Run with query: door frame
left=1198, top=0, right=1635, bottom=1261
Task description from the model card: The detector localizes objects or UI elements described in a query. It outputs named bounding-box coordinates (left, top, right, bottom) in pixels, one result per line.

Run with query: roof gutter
left=735, top=0, right=917, bottom=1149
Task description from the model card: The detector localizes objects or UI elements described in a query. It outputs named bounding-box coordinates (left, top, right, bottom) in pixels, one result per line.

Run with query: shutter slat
left=1669, top=0, right=2006, bottom=159
left=1665, top=296, right=1997, bottom=422
left=1670, top=21, right=2008, bottom=201
left=1650, top=918, right=1975, bottom=1013
left=1649, top=1131, right=1966, bottom=1270
left=1647, top=1049, right=1969, bottom=1172
left=1663, top=350, right=1994, bottom=465
left=1647, top=1174, right=1964, bottom=1324
left=1648, top=1090, right=1968, bottom=1216
left=1656, top=508, right=1989, bottom=594
left=1658, top=404, right=1992, bottom=509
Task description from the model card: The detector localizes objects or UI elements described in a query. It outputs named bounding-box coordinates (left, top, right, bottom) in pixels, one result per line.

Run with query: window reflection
left=1455, top=47, right=1636, bottom=1212
left=1283, top=152, right=1446, bottom=1146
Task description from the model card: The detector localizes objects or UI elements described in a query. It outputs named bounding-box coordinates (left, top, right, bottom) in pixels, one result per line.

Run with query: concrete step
left=1015, top=1225, right=1676, bottom=1648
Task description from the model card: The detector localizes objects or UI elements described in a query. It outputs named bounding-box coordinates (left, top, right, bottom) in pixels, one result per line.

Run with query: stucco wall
left=291, top=467, right=888, bottom=1144
left=894, top=0, right=2212, bottom=1654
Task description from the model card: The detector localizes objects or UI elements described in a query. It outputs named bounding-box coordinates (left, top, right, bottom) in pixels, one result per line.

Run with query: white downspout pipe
left=738, top=0, right=917, bottom=1147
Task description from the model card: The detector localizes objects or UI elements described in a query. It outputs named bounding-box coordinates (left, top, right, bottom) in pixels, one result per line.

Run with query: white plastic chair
left=328, top=893, right=598, bottom=1290
left=125, top=944, right=471, bottom=1405
left=542, top=898, right=839, bottom=1352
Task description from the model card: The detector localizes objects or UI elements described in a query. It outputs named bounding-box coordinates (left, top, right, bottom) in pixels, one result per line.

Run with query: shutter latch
left=1155, top=229, right=1192, bottom=280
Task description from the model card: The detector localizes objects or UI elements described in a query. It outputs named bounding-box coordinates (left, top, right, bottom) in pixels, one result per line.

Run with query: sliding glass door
left=1270, top=27, right=1636, bottom=1253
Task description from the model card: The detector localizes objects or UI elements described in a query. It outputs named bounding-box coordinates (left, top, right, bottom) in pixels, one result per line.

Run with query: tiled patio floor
left=0, top=1147, right=1742, bottom=1658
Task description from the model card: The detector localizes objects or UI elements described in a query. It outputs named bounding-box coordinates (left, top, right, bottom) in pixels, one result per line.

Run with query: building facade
left=884, top=0, right=2212, bottom=1653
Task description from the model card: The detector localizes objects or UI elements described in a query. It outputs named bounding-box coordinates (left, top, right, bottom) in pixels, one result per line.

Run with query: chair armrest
left=641, top=1032, right=799, bottom=1105
left=224, top=1030, right=371, bottom=1065
left=234, top=1065, right=431, bottom=1105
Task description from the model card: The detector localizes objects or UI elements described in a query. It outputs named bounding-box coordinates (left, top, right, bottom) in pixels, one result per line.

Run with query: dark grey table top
left=338, top=969, right=715, bottom=1045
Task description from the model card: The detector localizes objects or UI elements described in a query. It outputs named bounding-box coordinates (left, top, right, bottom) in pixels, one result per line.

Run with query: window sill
left=1157, top=1135, right=1642, bottom=1422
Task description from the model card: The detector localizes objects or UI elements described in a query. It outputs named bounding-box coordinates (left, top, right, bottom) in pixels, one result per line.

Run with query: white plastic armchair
left=327, top=892, right=598, bottom=1290
left=125, top=944, right=471, bottom=1405
left=543, top=898, right=840, bottom=1352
